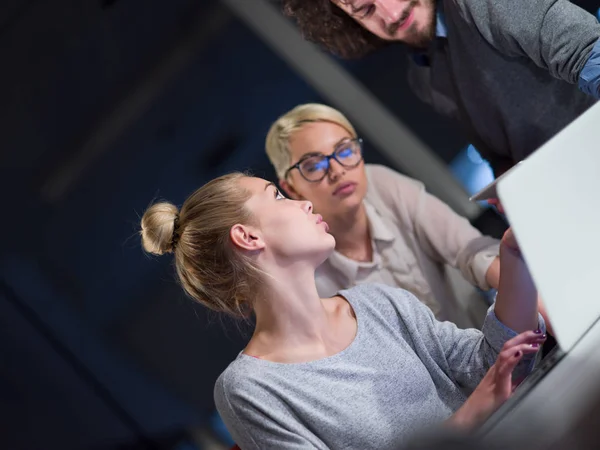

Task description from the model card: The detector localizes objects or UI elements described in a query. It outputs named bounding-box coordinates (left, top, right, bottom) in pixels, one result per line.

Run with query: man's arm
left=459, top=0, right=600, bottom=97
left=579, top=40, right=600, bottom=98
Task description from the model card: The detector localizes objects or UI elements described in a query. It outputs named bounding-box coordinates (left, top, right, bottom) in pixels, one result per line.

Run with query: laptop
left=469, top=160, right=525, bottom=202
left=497, top=102, right=600, bottom=353
left=475, top=101, right=600, bottom=432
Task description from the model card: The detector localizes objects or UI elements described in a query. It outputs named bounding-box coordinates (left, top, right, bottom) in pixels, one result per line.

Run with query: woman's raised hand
left=448, top=330, right=547, bottom=429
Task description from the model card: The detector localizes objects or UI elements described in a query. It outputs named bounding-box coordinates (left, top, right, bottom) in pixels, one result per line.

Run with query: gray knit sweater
left=214, top=284, right=543, bottom=449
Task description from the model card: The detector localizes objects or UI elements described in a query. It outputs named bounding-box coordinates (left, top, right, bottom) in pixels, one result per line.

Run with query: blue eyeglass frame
left=284, top=138, right=364, bottom=182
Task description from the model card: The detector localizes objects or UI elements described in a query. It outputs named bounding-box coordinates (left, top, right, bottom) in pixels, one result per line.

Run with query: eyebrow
left=264, top=182, right=276, bottom=191
left=333, top=136, right=352, bottom=148
left=298, top=137, right=353, bottom=161
left=338, top=0, right=369, bottom=14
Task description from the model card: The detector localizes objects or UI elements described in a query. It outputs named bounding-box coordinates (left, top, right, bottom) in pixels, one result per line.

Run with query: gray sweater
left=214, top=284, right=543, bottom=449
left=408, top=0, right=599, bottom=175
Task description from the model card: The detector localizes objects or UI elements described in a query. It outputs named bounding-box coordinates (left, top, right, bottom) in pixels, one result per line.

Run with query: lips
left=333, top=181, right=357, bottom=196
left=398, top=8, right=414, bottom=31
left=392, top=1, right=417, bottom=33
left=315, top=214, right=330, bottom=232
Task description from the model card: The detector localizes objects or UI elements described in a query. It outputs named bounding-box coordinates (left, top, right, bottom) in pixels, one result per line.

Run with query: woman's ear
left=230, top=224, right=265, bottom=252
left=279, top=179, right=302, bottom=200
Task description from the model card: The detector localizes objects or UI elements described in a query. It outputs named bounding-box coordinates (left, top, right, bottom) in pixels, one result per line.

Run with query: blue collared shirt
left=436, top=7, right=448, bottom=38
left=410, top=9, right=447, bottom=66
left=415, top=9, right=600, bottom=99
left=579, top=39, right=600, bottom=98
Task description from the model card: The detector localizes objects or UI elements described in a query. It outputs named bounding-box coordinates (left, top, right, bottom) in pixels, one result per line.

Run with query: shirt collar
left=435, top=1, right=448, bottom=38
left=411, top=6, right=447, bottom=66
left=326, top=201, right=395, bottom=280
left=364, top=201, right=395, bottom=243
left=435, top=8, right=448, bottom=38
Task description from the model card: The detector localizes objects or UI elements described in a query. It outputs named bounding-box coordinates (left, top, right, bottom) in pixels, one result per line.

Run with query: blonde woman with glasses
left=265, top=103, right=501, bottom=323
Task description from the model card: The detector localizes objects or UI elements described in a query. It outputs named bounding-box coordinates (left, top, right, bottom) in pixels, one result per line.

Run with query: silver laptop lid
left=497, top=102, right=600, bottom=352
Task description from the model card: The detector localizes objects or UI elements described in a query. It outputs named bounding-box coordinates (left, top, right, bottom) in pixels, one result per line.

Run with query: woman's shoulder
left=364, top=164, right=425, bottom=226
left=214, top=355, right=283, bottom=422
left=215, top=354, right=264, bottom=398
left=365, top=164, right=424, bottom=196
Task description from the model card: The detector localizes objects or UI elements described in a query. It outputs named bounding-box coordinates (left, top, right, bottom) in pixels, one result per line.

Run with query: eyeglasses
left=284, top=138, right=364, bottom=182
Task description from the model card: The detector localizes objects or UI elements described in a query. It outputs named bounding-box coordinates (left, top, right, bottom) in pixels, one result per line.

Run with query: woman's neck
left=254, top=264, right=324, bottom=322
left=248, top=266, right=349, bottom=361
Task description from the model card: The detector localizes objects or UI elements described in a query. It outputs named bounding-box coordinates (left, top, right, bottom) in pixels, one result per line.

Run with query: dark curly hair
left=281, top=0, right=390, bottom=59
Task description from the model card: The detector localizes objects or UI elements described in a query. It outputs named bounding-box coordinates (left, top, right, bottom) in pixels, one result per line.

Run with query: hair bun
left=140, top=202, right=179, bottom=255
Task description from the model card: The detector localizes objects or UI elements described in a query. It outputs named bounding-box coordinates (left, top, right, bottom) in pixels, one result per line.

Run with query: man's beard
left=404, top=0, right=437, bottom=50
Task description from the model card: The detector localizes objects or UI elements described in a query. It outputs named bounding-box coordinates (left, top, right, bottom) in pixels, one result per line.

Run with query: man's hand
left=448, top=330, right=547, bottom=429
left=487, top=198, right=505, bottom=214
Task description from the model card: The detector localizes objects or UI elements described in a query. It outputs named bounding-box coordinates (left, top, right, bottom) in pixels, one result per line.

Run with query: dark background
left=1, top=1, right=598, bottom=449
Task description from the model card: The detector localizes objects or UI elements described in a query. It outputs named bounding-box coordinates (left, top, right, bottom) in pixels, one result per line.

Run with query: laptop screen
left=496, top=102, right=600, bottom=352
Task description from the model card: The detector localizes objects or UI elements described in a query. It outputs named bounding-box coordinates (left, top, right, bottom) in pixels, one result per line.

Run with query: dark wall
left=2, top=0, right=596, bottom=448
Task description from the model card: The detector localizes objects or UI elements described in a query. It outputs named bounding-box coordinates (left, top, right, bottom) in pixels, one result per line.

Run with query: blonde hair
left=140, top=172, right=262, bottom=318
left=265, top=103, right=357, bottom=180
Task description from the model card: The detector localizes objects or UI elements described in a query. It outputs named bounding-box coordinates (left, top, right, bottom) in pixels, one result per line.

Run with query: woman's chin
left=339, top=195, right=364, bottom=213
left=320, top=236, right=337, bottom=257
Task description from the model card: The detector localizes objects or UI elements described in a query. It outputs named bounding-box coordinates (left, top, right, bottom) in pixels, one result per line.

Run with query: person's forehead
left=239, top=176, right=272, bottom=193
left=290, top=123, right=353, bottom=156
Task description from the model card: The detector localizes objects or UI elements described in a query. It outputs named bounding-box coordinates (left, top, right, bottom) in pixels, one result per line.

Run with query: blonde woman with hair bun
left=139, top=171, right=546, bottom=449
